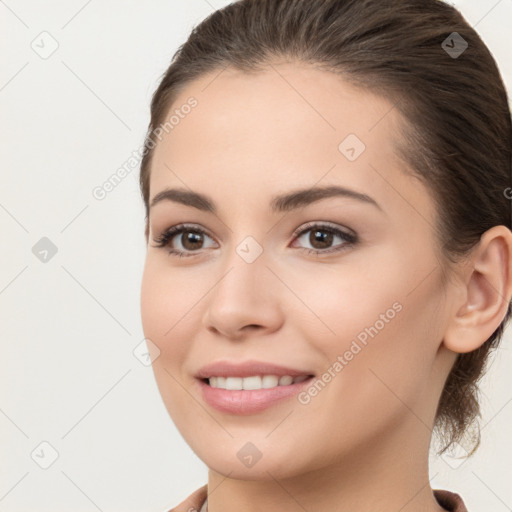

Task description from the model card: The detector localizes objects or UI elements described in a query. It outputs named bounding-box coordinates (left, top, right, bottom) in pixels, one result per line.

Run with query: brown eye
left=180, top=230, right=206, bottom=250
left=152, top=224, right=217, bottom=257
left=307, top=229, right=335, bottom=250
left=293, top=223, right=357, bottom=255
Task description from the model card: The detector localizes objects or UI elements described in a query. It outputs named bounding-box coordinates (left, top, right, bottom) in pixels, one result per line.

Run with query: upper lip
left=195, top=360, right=315, bottom=379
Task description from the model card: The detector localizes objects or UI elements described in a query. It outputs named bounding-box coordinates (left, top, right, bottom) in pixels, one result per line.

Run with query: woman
left=139, top=0, right=512, bottom=510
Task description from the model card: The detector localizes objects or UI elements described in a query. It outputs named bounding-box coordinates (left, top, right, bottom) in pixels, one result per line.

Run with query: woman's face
left=140, top=62, right=458, bottom=480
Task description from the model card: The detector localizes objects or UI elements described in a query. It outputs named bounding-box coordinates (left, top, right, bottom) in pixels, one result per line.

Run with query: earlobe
left=443, top=225, right=512, bottom=354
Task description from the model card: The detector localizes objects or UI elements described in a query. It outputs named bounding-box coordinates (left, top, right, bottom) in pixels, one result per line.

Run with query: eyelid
left=291, top=220, right=356, bottom=238
left=151, top=223, right=217, bottom=249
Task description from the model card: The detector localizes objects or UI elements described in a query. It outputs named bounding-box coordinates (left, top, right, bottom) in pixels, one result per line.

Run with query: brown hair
left=139, top=0, right=512, bottom=456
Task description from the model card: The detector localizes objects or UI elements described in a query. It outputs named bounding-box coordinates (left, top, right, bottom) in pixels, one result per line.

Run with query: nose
left=202, top=251, right=284, bottom=341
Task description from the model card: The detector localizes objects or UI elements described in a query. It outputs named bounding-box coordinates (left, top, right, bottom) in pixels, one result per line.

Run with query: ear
left=443, top=225, right=512, bottom=354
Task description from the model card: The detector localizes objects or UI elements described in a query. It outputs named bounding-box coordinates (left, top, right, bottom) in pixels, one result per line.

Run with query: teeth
left=226, top=377, right=243, bottom=390
left=262, top=375, right=279, bottom=388
left=242, top=376, right=263, bottom=390
left=207, top=374, right=310, bottom=390
left=279, top=375, right=293, bottom=386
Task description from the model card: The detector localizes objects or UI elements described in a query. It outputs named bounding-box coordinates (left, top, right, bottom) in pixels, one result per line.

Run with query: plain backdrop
left=1, top=1, right=511, bottom=511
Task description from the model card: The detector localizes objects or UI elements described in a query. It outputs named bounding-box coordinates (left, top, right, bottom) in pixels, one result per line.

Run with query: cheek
left=140, top=264, right=167, bottom=350
left=293, top=251, right=442, bottom=409
left=140, top=261, right=201, bottom=427
left=285, top=253, right=406, bottom=355
left=141, top=258, right=199, bottom=340
left=140, top=260, right=198, bottom=376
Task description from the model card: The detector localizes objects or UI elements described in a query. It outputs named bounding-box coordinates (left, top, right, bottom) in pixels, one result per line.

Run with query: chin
left=205, top=457, right=300, bottom=481
left=193, top=439, right=314, bottom=482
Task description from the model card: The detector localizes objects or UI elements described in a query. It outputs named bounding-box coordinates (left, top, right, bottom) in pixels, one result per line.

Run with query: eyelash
left=151, top=222, right=358, bottom=258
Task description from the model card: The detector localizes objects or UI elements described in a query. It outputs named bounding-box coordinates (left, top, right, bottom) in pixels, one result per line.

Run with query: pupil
left=183, top=231, right=203, bottom=250
left=311, top=230, right=332, bottom=249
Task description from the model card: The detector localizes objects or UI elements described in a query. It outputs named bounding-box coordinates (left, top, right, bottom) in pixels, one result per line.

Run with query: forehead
left=149, top=62, right=433, bottom=223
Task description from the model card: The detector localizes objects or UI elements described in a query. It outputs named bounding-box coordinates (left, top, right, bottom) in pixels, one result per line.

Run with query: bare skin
left=140, top=61, right=512, bottom=512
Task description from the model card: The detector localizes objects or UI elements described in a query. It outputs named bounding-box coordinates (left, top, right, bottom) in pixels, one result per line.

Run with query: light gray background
left=1, top=1, right=511, bottom=511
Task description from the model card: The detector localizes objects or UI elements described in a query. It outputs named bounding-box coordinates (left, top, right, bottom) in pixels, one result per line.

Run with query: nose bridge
left=213, top=235, right=269, bottom=306
left=217, top=212, right=271, bottom=288
left=202, top=231, right=283, bottom=337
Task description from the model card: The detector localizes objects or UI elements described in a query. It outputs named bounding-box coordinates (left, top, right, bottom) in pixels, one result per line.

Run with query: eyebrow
left=149, top=185, right=383, bottom=213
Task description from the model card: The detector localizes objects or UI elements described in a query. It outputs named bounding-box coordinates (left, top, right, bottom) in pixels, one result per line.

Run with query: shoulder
left=166, top=484, right=208, bottom=512
left=434, top=489, right=469, bottom=512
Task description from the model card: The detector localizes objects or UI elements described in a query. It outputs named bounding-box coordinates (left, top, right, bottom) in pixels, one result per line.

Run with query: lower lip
left=196, top=377, right=314, bottom=415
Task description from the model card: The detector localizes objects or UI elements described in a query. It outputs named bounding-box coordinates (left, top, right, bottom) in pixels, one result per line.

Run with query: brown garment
left=434, top=489, right=469, bottom=511
left=167, top=484, right=469, bottom=512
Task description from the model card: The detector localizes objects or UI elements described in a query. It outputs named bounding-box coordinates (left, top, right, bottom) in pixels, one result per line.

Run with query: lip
left=195, top=359, right=314, bottom=379
left=194, top=359, right=315, bottom=415
left=195, top=376, right=315, bottom=415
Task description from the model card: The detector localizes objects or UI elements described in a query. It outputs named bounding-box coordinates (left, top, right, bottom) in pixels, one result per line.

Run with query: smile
left=206, top=375, right=311, bottom=390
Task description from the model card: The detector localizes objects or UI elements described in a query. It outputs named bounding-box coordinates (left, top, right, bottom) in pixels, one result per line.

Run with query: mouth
left=201, top=374, right=315, bottom=390
left=196, top=373, right=316, bottom=414
left=194, top=360, right=316, bottom=414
